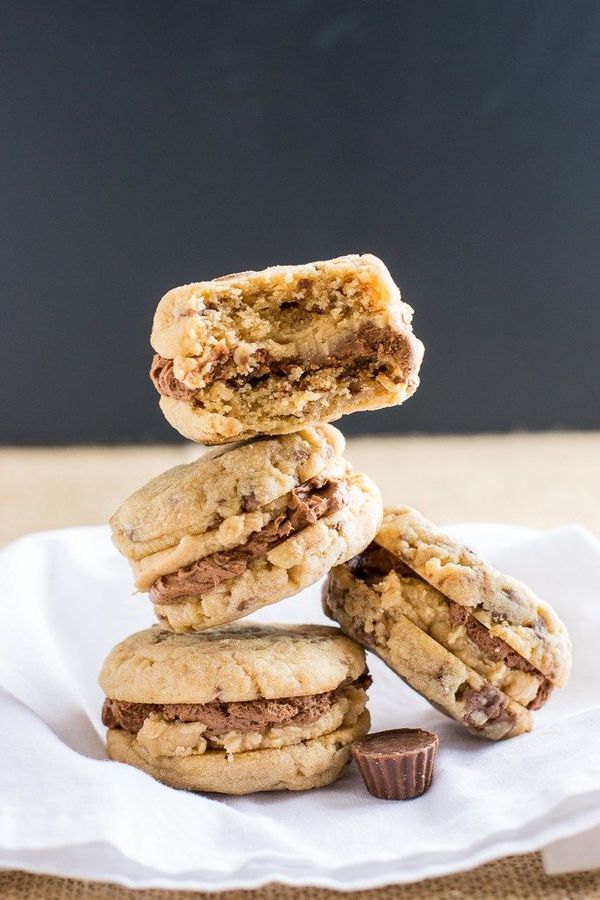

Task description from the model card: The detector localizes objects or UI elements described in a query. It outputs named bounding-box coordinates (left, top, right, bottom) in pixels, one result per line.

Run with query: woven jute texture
left=1, top=854, right=600, bottom=899
left=1, top=435, right=599, bottom=897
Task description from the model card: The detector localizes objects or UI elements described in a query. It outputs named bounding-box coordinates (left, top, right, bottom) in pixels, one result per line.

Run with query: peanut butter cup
left=351, top=728, right=438, bottom=800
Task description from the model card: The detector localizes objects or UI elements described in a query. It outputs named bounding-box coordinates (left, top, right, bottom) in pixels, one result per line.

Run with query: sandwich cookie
left=150, top=254, right=424, bottom=444
left=324, top=506, right=571, bottom=740
left=100, top=623, right=371, bottom=793
left=111, top=425, right=382, bottom=632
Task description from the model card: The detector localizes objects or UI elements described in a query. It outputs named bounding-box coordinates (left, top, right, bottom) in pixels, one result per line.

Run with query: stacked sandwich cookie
left=100, top=624, right=371, bottom=794
left=110, top=426, right=381, bottom=632
left=100, top=254, right=422, bottom=793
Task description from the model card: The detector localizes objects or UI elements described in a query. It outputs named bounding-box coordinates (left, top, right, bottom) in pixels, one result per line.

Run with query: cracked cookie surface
left=100, top=622, right=370, bottom=793
left=111, top=425, right=345, bottom=564
left=98, top=622, right=368, bottom=704
left=376, top=507, right=571, bottom=685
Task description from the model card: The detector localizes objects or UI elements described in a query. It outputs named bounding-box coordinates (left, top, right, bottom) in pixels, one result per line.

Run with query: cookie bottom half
left=106, top=711, right=370, bottom=794
left=154, top=472, right=382, bottom=633
left=324, top=568, right=531, bottom=741
left=158, top=359, right=419, bottom=445
left=345, top=545, right=550, bottom=709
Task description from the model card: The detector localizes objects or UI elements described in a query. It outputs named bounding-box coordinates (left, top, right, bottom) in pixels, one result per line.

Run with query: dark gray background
left=3, top=0, right=599, bottom=443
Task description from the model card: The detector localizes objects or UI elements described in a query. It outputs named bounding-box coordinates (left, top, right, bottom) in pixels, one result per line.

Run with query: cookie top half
left=111, top=424, right=344, bottom=563
left=376, top=507, right=571, bottom=686
left=151, top=254, right=416, bottom=359
left=98, top=623, right=367, bottom=704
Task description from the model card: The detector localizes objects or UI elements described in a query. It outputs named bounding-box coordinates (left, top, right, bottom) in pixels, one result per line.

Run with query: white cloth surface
left=0, top=523, right=598, bottom=890
left=543, top=826, right=600, bottom=875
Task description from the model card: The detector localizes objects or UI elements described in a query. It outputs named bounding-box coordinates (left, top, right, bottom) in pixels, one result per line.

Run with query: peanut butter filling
left=348, top=543, right=552, bottom=710
left=150, top=474, right=346, bottom=605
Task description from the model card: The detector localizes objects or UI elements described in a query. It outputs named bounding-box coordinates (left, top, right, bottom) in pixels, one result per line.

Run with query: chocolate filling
left=150, top=325, right=411, bottom=401
left=150, top=355, right=196, bottom=401
left=102, top=672, right=371, bottom=737
left=348, top=544, right=413, bottom=582
left=455, top=682, right=518, bottom=732
left=150, top=475, right=346, bottom=605
left=348, top=542, right=552, bottom=710
left=326, top=576, right=519, bottom=734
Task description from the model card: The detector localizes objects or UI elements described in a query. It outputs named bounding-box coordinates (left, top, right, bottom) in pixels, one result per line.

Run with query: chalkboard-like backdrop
left=3, top=0, right=599, bottom=443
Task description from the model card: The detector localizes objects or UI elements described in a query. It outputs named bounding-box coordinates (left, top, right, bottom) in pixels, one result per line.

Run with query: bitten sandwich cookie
left=324, top=506, right=571, bottom=740
left=111, top=425, right=382, bottom=632
left=99, top=623, right=371, bottom=794
left=150, top=254, right=424, bottom=444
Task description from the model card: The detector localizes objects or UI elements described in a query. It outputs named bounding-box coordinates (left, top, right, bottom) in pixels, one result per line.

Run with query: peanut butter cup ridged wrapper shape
left=351, top=728, right=439, bottom=800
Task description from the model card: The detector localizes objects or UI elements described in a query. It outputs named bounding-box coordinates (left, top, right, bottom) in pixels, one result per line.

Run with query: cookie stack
left=99, top=254, right=423, bottom=793
left=99, top=253, right=571, bottom=796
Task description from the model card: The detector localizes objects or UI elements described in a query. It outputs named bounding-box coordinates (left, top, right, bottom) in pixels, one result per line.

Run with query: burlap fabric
left=1, top=854, right=599, bottom=898
left=1, top=434, right=598, bottom=897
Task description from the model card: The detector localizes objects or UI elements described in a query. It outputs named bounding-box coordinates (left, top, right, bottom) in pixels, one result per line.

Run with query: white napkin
left=0, top=523, right=598, bottom=890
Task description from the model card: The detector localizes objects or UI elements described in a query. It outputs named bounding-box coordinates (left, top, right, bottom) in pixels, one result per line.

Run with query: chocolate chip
left=502, top=587, right=524, bottom=605
left=457, top=683, right=516, bottom=731
left=237, top=597, right=256, bottom=612
left=209, top=513, right=224, bottom=529
left=240, top=492, right=260, bottom=512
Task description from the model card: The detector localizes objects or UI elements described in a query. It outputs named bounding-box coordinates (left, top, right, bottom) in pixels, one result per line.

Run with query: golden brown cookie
left=150, top=254, right=424, bottom=444
left=323, top=507, right=571, bottom=740
left=323, top=564, right=532, bottom=741
left=99, top=623, right=371, bottom=793
left=375, top=507, right=571, bottom=686
left=110, top=426, right=382, bottom=631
